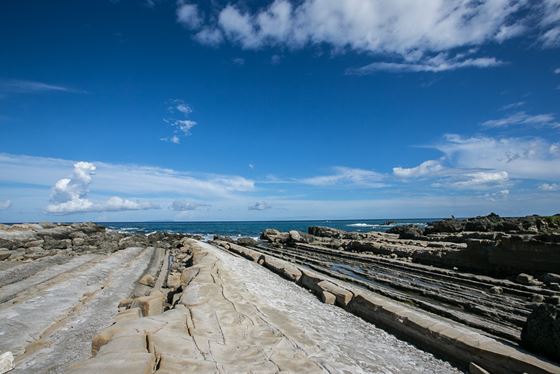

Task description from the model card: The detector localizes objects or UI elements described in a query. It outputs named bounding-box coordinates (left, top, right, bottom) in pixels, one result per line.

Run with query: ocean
left=101, top=218, right=437, bottom=239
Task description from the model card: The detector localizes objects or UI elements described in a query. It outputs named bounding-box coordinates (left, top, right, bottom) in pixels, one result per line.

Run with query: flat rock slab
left=0, top=247, right=153, bottom=373
left=74, top=241, right=460, bottom=373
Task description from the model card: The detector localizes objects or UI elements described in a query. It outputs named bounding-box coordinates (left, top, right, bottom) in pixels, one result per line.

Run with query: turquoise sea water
left=102, top=218, right=438, bottom=238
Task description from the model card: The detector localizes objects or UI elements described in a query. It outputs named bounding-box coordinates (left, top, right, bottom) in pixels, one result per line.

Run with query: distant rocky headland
left=0, top=214, right=559, bottom=373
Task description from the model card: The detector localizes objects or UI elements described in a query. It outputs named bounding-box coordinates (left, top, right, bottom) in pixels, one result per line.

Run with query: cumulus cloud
left=393, top=160, right=443, bottom=178
left=0, top=200, right=11, bottom=210
left=249, top=201, right=271, bottom=210
left=178, top=0, right=532, bottom=73
left=539, top=183, right=560, bottom=191
left=171, top=200, right=210, bottom=211
left=482, top=111, right=559, bottom=128
left=45, top=161, right=159, bottom=214
left=302, top=167, right=385, bottom=187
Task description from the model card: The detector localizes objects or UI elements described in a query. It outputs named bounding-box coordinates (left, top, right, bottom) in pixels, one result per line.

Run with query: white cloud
left=162, top=99, right=198, bottom=143
left=482, top=111, right=559, bottom=128
left=198, top=0, right=524, bottom=53
left=194, top=27, right=224, bottom=45
left=174, top=119, right=197, bottom=135
left=393, top=160, right=443, bottom=178
left=232, top=57, right=245, bottom=65
left=0, top=80, right=84, bottom=95
left=539, top=183, right=560, bottom=191
left=500, top=101, right=525, bottom=111
left=539, top=0, right=560, bottom=47
left=554, top=67, right=560, bottom=74
left=485, top=189, right=510, bottom=201
left=435, top=135, right=560, bottom=180
left=171, top=200, right=210, bottom=211
left=46, top=162, right=160, bottom=214
left=182, top=0, right=529, bottom=73
left=249, top=201, right=271, bottom=210
left=348, top=55, right=502, bottom=74
left=0, top=200, right=11, bottom=210
left=176, top=2, right=202, bottom=30
left=302, top=166, right=385, bottom=187
left=451, top=171, right=509, bottom=188
left=0, top=153, right=254, bottom=200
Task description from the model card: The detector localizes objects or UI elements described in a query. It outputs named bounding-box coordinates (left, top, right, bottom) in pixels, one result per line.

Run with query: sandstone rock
left=550, top=283, right=560, bottom=291
left=137, top=274, right=155, bottom=287
left=0, top=351, right=15, bottom=374
left=73, top=237, right=85, bottom=247
left=25, top=239, right=44, bottom=248
left=489, top=286, right=503, bottom=295
left=469, top=362, right=490, bottom=374
left=0, top=250, right=11, bottom=261
left=288, top=230, right=304, bottom=243
left=521, top=303, right=560, bottom=362
left=133, top=291, right=164, bottom=317
left=516, top=273, right=542, bottom=286
left=320, top=291, right=336, bottom=305
left=532, top=294, right=545, bottom=303
left=167, top=272, right=181, bottom=289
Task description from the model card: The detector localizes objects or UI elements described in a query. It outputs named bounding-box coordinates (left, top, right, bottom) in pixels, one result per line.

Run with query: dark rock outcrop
left=386, top=224, right=424, bottom=239
left=521, top=303, right=560, bottom=362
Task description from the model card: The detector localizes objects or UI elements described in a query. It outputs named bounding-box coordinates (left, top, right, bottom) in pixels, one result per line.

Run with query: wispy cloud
left=500, top=101, right=525, bottom=111
left=162, top=99, right=198, bottom=144
left=482, top=111, right=559, bottom=128
left=302, top=167, right=385, bottom=188
left=434, top=134, right=560, bottom=180
left=393, top=160, right=443, bottom=178
left=0, top=79, right=85, bottom=95
left=248, top=201, right=271, bottom=210
left=0, top=153, right=255, bottom=199
left=450, top=171, right=509, bottom=189
left=171, top=200, right=210, bottom=211
left=539, top=0, right=560, bottom=47
left=347, top=55, right=502, bottom=74
left=176, top=2, right=203, bottom=30
left=0, top=200, right=11, bottom=210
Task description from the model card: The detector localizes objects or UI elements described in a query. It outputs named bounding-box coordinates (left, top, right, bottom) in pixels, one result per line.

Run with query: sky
left=0, top=0, right=559, bottom=222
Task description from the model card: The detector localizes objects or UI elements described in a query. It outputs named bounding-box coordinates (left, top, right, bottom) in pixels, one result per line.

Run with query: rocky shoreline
left=0, top=217, right=559, bottom=373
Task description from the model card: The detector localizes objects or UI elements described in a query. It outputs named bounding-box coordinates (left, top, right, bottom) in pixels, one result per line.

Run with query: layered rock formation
left=257, top=217, right=560, bottom=364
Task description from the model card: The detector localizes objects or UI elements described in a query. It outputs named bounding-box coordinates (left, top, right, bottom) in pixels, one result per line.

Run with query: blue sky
left=0, top=0, right=559, bottom=222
